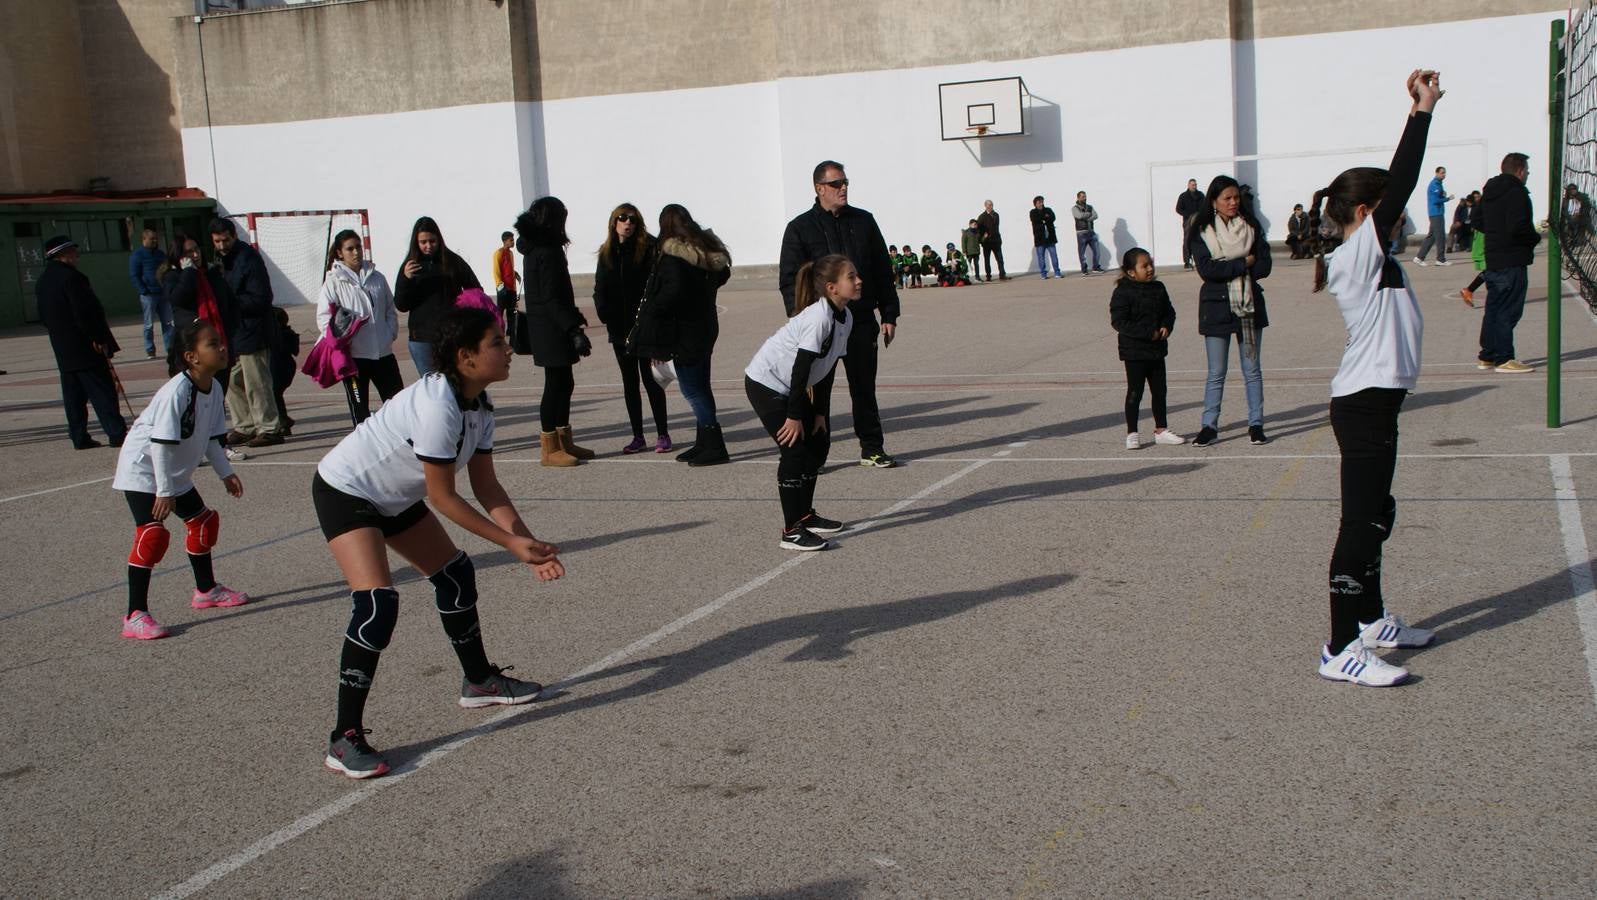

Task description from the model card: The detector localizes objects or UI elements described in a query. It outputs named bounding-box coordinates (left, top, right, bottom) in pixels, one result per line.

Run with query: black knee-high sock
left=778, top=474, right=806, bottom=529
left=335, top=639, right=381, bottom=738
left=799, top=472, right=818, bottom=517
left=127, top=566, right=152, bottom=616
left=431, top=553, right=493, bottom=684
left=189, top=553, right=216, bottom=593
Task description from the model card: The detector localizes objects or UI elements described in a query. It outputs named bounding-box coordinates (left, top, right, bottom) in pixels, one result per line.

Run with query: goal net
left=1562, top=4, right=1597, bottom=316
left=228, top=209, right=370, bottom=307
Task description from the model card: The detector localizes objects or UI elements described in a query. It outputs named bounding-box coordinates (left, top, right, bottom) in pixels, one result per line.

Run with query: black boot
left=676, top=425, right=706, bottom=463
left=687, top=423, right=729, bottom=466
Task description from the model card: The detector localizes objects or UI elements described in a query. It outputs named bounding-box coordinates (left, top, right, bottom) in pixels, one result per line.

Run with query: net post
left=1551, top=17, right=1567, bottom=428
left=359, top=210, right=372, bottom=266
left=246, top=212, right=259, bottom=250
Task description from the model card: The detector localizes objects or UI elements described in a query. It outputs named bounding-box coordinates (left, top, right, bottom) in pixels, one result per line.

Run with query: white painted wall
left=181, top=11, right=1561, bottom=299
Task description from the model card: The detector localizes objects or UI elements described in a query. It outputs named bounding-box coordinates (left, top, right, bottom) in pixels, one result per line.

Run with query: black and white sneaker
left=778, top=527, right=831, bottom=552
left=1249, top=425, right=1270, bottom=445
left=1192, top=426, right=1218, bottom=448
left=325, top=728, right=390, bottom=779
left=797, top=510, right=845, bottom=534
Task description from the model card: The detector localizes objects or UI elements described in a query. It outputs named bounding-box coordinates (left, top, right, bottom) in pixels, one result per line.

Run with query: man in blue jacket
left=128, top=227, right=172, bottom=359
left=209, top=218, right=284, bottom=446
left=1414, top=165, right=1454, bottom=265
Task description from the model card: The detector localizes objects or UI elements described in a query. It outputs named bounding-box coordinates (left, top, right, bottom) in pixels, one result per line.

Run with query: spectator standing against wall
left=1175, top=179, right=1205, bottom=269
left=778, top=160, right=902, bottom=469
left=1476, top=153, right=1540, bottom=373
left=976, top=200, right=1009, bottom=282
left=492, top=231, right=518, bottom=311
left=1413, top=165, right=1454, bottom=265
left=1029, top=196, right=1063, bottom=279
left=129, top=228, right=172, bottom=360
left=37, top=235, right=128, bottom=449
left=210, top=218, right=285, bottom=448
left=1073, top=191, right=1107, bottom=275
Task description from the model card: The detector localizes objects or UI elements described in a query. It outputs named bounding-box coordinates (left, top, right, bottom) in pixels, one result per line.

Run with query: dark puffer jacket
left=1186, top=223, right=1272, bottom=337
left=37, top=260, right=119, bottom=372
left=516, top=231, right=586, bottom=368
left=393, top=248, right=481, bottom=343
left=1109, top=278, right=1176, bottom=361
left=1480, top=172, right=1540, bottom=270
left=593, top=238, right=653, bottom=347
left=777, top=202, right=899, bottom=323
left=217, top=240, right=275, bottom=355
left=629, top=238, right=732, bottom=363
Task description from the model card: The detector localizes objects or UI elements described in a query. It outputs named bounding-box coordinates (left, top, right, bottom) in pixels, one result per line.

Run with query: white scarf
left=1200, top=215, right=1255, bottom=319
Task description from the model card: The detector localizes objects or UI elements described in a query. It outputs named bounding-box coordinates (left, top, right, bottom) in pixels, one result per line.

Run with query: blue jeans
left=1076, top=231, right=1103, bottom=272
left=675, top=358, right=718, bottom=426
left=1034, top=244, right=1062, bottom=277
left=408, top=340, right=435, bottom=378
left=139, top=293, right=173, bottom=356
left=1202, top=330, right=1264, bottom=430
left=1479, top=267, right=1528, bottom=364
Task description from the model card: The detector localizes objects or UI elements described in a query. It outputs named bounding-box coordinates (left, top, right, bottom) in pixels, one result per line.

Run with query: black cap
left=44, top=235, right=77, bottom=258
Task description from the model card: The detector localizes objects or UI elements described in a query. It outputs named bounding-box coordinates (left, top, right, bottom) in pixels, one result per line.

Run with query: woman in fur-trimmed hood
left=629, top=204, right=733, bottom=465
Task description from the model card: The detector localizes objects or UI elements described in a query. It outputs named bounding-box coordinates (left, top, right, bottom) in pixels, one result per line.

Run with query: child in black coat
left=1109, top=248, right=1183, bottom=449
left=271, top=307, right=300, bottom=434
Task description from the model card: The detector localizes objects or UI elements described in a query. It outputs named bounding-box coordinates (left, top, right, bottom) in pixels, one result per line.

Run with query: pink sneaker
left=122, top=610, right=170, bottom=640
left=654, top=434, right=673, bottom=453
left=192, top=584, right=250, bottom=609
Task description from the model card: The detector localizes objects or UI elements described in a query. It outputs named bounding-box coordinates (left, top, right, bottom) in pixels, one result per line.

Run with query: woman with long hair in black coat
left=393, top=216, right=481, bottom=377
left=516, top=196, right=594, bottom=467
left=594, top=203, right=670, bottom=454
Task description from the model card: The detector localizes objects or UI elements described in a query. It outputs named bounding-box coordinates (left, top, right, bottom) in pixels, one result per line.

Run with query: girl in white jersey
left=744, top=254, right=857, bottom=551
left=1307, top=69, right=1443, bottom=687
left=312, top=306, right=564, bottom=778
left=113, top=320, right=249, bottom=640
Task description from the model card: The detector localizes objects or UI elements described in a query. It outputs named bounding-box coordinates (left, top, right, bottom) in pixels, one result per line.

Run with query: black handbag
left=507, top=308, right=534, bottom=355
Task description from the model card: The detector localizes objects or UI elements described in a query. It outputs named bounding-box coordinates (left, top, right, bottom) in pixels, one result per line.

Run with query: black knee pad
left=346, top=587, right=399, bottom=652
left=430, top=551, right=478, bottom=614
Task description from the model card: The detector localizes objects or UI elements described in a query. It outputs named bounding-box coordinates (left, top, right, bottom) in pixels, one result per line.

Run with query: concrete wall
left=0, top=1, right=95, bottom=193
left=78, top=0, right=189, bottom=189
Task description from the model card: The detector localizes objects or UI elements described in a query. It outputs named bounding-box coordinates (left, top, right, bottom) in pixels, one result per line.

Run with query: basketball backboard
left=939, top=77, right=1029, bottom=140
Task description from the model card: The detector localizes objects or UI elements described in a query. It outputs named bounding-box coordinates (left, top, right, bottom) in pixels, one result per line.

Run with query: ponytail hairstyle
left=324, top=228, right=362, bottom=273
left=166, top=318, right=217, bottom=377
left=1307, top=166, right=1388, bottom=292
left=429, top=306, right=500, bottom=397
left=792, top=254, right=854, bottom=314
left=515, top=197, right=570, bottom=252
left=1117, top=247, right=1152, bottom=286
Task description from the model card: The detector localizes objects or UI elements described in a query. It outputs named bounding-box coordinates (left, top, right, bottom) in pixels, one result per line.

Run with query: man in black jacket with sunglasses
left=778, top=160, right=901, bottom=469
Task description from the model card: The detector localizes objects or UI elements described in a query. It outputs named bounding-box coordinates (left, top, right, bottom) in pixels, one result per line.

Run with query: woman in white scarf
left=1185, top=175, right=1273, bottom=447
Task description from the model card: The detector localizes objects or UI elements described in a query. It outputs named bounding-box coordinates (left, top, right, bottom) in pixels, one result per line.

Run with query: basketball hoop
left=965, top=125, right=989, bottom=137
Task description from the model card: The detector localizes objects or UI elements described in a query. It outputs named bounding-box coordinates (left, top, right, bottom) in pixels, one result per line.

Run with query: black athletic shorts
left=311, top=472, right=428, bottom=541
left=125, top=487, right=206, bottom=526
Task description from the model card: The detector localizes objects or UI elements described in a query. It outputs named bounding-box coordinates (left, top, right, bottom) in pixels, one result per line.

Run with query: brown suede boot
left=556, top=425, right=595, bottom=460
left=540, top=430, right=579, bottom=467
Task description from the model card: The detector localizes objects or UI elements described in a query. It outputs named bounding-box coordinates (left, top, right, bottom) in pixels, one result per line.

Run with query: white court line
left=1548, top=455, right=1597, bottom=712
left=150, top=454, right=998, bottom=900
left=0, top=475, right=114, bottom=505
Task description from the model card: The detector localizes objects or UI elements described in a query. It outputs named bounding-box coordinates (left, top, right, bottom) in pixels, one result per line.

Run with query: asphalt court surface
left=4, top=255, right=1597, bottom=897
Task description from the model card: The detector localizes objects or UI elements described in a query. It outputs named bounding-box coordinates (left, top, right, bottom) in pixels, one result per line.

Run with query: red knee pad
left=129, top=523, right=170, bottom=568
left=185, top=508, right=219, bottom=555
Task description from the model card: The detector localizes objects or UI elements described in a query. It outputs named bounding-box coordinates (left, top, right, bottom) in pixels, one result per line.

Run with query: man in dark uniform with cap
left=37, top=235, right=128, bottom=448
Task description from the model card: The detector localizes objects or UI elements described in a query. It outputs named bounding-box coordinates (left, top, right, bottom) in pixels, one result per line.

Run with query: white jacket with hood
left=317, top=261, right=399, bottom=360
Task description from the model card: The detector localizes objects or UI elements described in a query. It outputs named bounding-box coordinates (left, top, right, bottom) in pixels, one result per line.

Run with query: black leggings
left=612, top=344, right=668, bottom=438
left=540, top=365, right=574, bottom=432
left=747, top=376, right=831, bottom=528
left=345, top=354, right=405, bottom=423
left=1327, top=387, right=1405, bottom=652
left=1123, top=359, right=1168, bottom=431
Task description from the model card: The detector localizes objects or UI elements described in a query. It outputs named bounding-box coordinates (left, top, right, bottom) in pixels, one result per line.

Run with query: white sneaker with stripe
left=1358, top=613, right=1434, bottom=649
left=1318, top=642, right=1409, bottom=687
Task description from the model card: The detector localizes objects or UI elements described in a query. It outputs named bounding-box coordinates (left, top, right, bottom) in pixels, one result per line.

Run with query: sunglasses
left=818, top=178, right=850, bottom=189
left=615, top=214, right=638, bottom=224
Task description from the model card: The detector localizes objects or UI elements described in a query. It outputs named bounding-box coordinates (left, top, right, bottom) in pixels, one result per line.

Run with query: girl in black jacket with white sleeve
left=1307, top=69, right=1443, bottom=688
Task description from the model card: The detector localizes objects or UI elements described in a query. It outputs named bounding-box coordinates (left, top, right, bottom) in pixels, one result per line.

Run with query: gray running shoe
left=325, top=728, right=389, bottom=779
left=459, top=666, right=544, bottom=709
